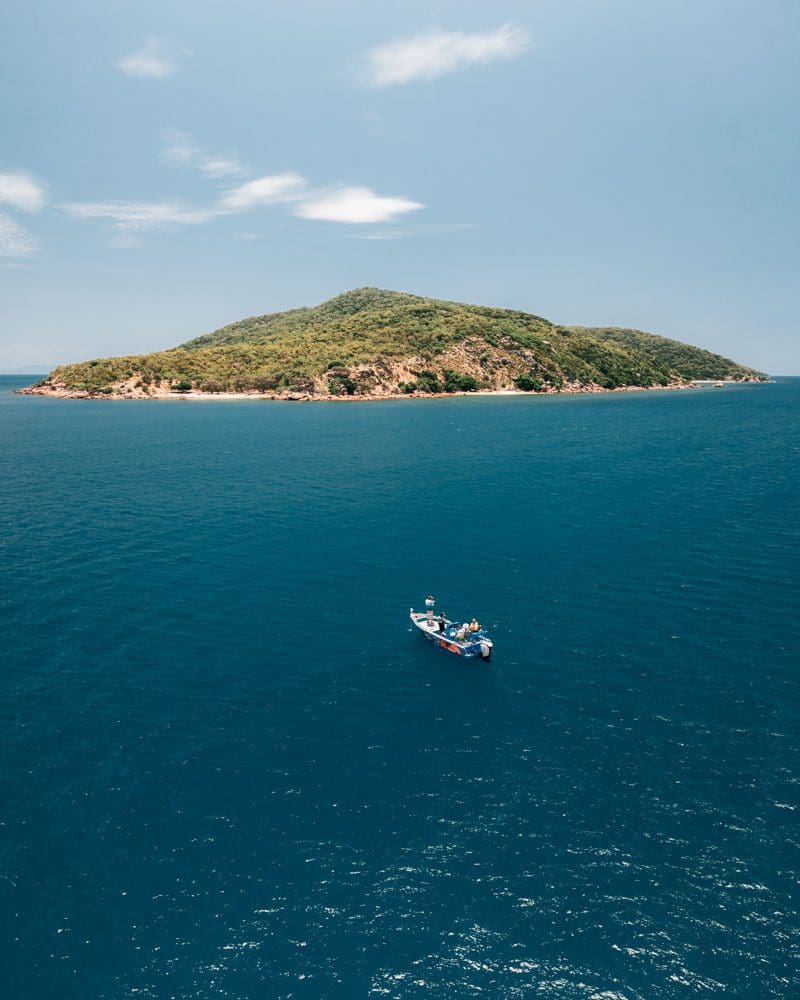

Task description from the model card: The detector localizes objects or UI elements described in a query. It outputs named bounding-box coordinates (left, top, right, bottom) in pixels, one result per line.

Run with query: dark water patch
left=1, top=376, right=798, bottom=997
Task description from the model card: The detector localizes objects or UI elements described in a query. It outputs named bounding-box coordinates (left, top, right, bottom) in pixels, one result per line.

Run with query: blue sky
left=1, top=0, right=797, bottom=372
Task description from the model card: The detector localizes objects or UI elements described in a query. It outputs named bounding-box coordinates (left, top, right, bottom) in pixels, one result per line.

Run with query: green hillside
left=33, top=288, right=763, bottom=397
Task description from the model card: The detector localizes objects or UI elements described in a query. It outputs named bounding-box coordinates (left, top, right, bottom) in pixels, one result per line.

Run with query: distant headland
left=19, top=288, right=765, bottom=400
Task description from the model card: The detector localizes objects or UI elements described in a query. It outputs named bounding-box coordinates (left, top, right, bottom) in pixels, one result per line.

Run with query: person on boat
left=425, top=595, right=435, bottom=622
left=457, top=623, right=468, bottom=640
left=438, top=613, right=446, bottom=634
left=469, top=619, right=480, bottom=634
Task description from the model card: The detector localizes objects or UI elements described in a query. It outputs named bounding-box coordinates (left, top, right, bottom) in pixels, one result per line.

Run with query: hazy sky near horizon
left=1, top=0, right=798, bottom=372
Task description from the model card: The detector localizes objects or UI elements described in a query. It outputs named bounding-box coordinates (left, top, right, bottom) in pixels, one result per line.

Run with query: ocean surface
left=1, top=376, right=798, bottom=999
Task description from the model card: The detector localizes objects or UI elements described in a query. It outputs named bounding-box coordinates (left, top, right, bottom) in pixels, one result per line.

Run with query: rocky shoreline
left=15, top=378, right=760, bottom=402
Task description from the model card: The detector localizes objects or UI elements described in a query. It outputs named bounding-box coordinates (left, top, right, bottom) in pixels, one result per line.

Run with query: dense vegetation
left=39, top=288, right=762, bottom=395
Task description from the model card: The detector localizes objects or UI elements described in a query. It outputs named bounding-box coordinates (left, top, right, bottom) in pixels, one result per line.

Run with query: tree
left=328, top=374, right=357, bottom=395
left=443, top=370, right=479, bottom=392
left=415, top=370, right=442, bottom=393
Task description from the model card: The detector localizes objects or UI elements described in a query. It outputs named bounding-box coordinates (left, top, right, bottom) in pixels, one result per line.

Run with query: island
left=20, top=287, right=764, bottom=400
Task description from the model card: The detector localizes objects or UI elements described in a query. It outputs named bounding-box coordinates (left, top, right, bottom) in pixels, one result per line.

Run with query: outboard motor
left=478, top=641, right=493, bottom=660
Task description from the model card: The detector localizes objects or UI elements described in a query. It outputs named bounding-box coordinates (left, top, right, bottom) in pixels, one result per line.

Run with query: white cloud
left=117, top=38, right=175, bottom=79
left=361, top=23, right=531, bottom=87
left=219, top=173, right=307, bottom=211
left=294, top=186, right=424, bottom=224
left=0, top=172, right=45, bottom=213
left=63, top=175, right=423, bottom=244
left=162, top=132, right=244, bottom=179
left=0, top=211, right=37, bottom=257
left=201, top=157, right=244, bottom=179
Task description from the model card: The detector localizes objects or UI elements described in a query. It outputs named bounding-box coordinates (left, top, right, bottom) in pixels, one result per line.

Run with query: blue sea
left=1, top=376, right=798, bottom=998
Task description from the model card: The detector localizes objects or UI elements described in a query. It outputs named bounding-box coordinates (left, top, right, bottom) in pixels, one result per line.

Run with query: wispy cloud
left=61, top=200, right=210, bottom=230
left=61, top=200, right=213, bottom=247
left=219, top=173, right=307, bottom=211
left=0, top=211, right=37, bottom=257
left=162, top=131, right=244, bottom=179
left=0, top=172, right=45, bottom=213
left=360, top=23, right=531, bottom=87
left=0, top=173, right=44, bottom=256
left=61, top=172, right=307, bottom=243
left=117, top=38, right=176, bottom=79
left=294, top=186, right=423, bottom=224
left=63, top=166, right=424, bottom=242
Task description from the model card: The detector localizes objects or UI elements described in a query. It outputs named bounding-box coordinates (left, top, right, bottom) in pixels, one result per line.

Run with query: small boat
left=409, top=597, right=493, bottom=660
